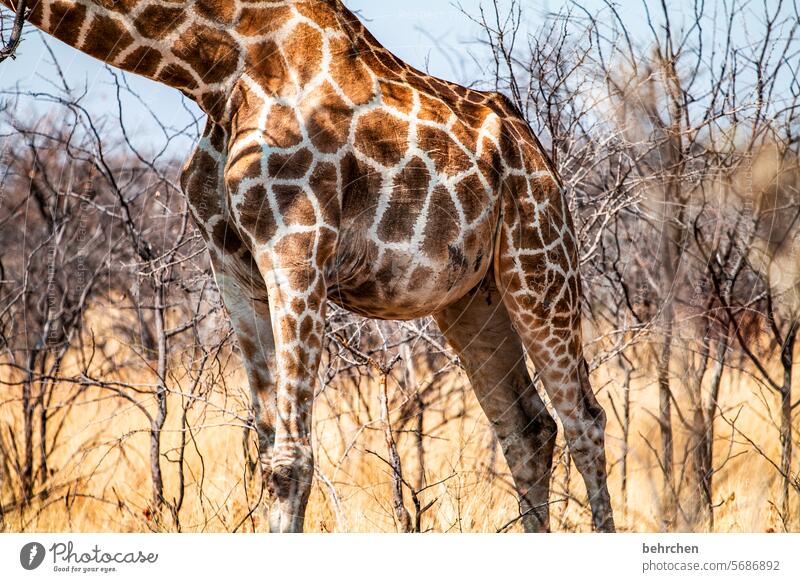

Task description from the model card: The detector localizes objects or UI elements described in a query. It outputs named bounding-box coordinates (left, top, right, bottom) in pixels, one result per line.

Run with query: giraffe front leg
left=181, top=120, right=285, bottom=528
left=256, top=233, right=334, bottom=533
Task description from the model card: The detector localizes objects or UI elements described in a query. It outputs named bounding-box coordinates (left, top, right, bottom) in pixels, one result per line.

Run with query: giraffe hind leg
left=434, top=278, right=557, bottom=532
left=496, top=173, right=616, bottom=532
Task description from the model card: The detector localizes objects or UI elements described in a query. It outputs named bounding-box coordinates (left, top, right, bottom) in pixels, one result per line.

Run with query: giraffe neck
left=5, top=0, right=375, bottom=123
left=5, top=0, right=339, bottom=121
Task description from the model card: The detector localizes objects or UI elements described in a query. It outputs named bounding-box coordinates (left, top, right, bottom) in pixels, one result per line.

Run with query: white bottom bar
left=1, top=533, right=798, bottom=581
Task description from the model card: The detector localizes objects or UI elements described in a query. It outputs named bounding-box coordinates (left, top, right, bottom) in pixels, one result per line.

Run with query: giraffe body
left=3, top=0, right=615, bottom=532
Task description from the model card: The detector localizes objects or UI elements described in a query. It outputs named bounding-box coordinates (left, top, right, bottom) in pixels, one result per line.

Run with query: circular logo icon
left=20, top=542, right=46, bottom=570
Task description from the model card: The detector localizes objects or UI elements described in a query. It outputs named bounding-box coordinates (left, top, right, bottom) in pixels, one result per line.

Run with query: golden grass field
left=0, top=309, right=796, bottom=533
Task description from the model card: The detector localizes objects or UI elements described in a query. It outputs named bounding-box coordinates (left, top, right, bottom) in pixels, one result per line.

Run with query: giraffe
left=0, top=0, right=616, bottom=533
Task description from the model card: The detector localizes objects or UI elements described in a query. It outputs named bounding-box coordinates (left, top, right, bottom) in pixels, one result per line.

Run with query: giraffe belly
left=326, top=227, right=494, bottom=320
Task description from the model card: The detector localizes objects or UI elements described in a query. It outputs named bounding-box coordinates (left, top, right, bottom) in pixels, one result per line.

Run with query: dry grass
left=0, top=315, right=797, bottom=533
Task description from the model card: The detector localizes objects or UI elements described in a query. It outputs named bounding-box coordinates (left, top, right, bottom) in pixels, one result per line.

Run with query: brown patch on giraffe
left=174, top=24, right=240, bottom=85
left=425, top=77, right=460, bottom=103
left=377, top=193, right=419, bottom=243
left=535, top=177, right=564, bottom=218
left=454, top=85, right=474, bottom=100
left=503, top=174, right=528, bottom=200
left=237, top=5, right=293, bottom=36
left=469, top=91, right=491, bottom=107
left=418, top=93, right=453, bottom=124
left=340, top=153, right=382, bottom=230
left=447, top=244, right=470, bottom=282
left=290, top=297, right=306, bottom=315
left=417, top=125, right=473, bottom=176
left=199, top=91, right=228, bottom=123
left=409, top=266, right=434, bottom=291
left=354, top=110, right=408, bottom=167
left=499, top=257, right=523, bottom=293
left=203, top=122, right=227, bottom=152
left=274, top=185, right=316, bottom=227
left=181, top=150, right=221, bottom=222
left=264, top=104, right=303, bottom=149
left=47, top=1, right=86, bottom=46
left=273, top=231, right=316, bottom=262
left=160, top=63, right=199, bottom=92
left=246, top=40, right=292, bottom=96
left=522, top=149, right=546, bottom=177
left=455, top=173, right=488, bottom=223
left=537, top=212, right=561, bottom=246
left=81, top=14, right=134, bottom=62
left=316, top=229, right=338, bottom=268
left=213, top=220, right=244, bottom=256
left=422, top=186, right=459, bottom=261
left=279, top=323, right=299, bottom=352
left=310, top=162, right=341, bottom=225
left=295, top=2, right=341, bottom=28
left=520, top=252, right=548, bottom=279
left=309, top=277, right=326, bottom=309
left=133, top=4, right=185, bottom=39
left=329, top=37, right=375, bottom=105
left=372, top=254, right=401, bottom=298
left=456, top=99, right=490, bottom=128
left=451, top=120, right=478, bottom=152
left=226, top=143, right=262, bottom=196
left=26, top=0, right=46, bottom=26
left=312, top=315, right=325, bottom=340
left=268, top=148, right=314, bottom=180
left=120, top=46, right=162, bottom=78
left=477, top=140, right=503, bottom=185
left=194, top=0, right=236, bottom=25
left=298, top=338, right=316, bottom=375
left=299, top=82, right=352, bottom=154
left=393, top=156, right=430, bottom=196
left=376, top=158, right=430, bottom=243
left=283, top=22, right=324, bottom=88
left=470, top=239, right=491, bottom=276
left=237, top=184, right=278, bottom=244
left=339, top=277, right=378, bottom=312
left=379, top=81, right=414, bottom=115
left=500, top=125, right=524, bottom=169
left=227, top=77, right=258, bottom=130
left=335, top=2, right=367, bottom=34
left=299, top=316, right=314, bottom=341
